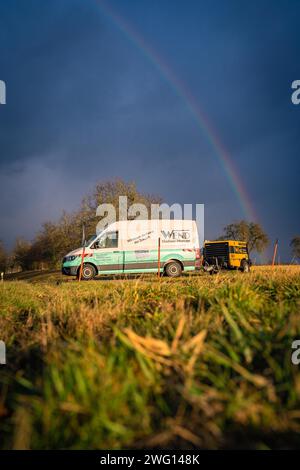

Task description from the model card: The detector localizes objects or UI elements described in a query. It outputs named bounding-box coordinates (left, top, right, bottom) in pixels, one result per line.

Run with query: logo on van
left=161, top=230, right=191, bottom=242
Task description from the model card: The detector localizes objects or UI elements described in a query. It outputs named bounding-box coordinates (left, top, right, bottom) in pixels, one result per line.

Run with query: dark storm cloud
left=0, top=0, right=299, bottom=260
left=0, top=0, right=127, bottom=166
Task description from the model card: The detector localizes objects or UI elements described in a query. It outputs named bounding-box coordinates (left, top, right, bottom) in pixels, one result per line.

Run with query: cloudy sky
left=0, top=0, right=299, bottom=261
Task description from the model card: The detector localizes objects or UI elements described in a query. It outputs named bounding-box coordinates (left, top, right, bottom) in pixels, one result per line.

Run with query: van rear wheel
left=165, top=261, right=182, bottom=278
left=77, top=263, right=96, bottom=281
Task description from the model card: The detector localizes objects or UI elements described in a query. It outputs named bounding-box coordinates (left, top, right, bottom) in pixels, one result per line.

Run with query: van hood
left=65, top=247, right=93, bottom=257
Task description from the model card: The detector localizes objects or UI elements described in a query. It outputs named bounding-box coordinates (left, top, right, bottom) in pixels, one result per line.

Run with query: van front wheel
left=77, top=263, right=96, bottom=281
left=164, top=261, right=182, bottom=278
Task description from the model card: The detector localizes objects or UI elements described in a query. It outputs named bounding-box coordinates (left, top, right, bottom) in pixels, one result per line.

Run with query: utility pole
left=78, top=223, right=86, bottom=281
left=272, top=239, right=278, bottom=267
left=157, top=237, right=161, bottom=278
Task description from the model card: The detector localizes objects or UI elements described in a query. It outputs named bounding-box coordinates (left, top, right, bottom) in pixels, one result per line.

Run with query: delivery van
left=62, top=219, right=200, bottom=280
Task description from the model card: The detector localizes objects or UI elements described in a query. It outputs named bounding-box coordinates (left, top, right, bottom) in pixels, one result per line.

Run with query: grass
left=0, top=266, right=300, bottom=449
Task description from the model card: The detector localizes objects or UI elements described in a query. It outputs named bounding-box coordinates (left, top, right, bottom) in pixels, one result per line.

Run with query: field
left=0, top=266, right=300, bottom=449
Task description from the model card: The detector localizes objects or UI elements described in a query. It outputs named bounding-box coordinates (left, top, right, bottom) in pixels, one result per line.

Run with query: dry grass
left=0, top=266, right=300, bottom=449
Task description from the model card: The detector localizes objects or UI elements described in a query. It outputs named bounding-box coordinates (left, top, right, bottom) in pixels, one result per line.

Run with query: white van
left=62, top=219, right=200, bottom=280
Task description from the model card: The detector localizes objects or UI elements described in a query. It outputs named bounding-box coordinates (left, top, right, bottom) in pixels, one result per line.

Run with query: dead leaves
left=122, top=316, right=207, bottom=378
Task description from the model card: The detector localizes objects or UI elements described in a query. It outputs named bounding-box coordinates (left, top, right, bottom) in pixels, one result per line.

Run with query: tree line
left=0, top=180, right=161, bottom=272
left=0, top=179, right=298, bottom=272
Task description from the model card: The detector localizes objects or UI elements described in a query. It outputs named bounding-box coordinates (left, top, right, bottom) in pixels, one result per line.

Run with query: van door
left=124, top=249, right=155, bottom=272
left=92, top=231, right=123, bottom=273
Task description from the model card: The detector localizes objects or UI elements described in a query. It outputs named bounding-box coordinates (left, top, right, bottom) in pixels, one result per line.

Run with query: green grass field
left=1, top=266, right=300, bottom=449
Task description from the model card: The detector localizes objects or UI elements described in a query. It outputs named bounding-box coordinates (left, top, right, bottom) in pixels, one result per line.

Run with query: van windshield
left=86, top=234, right=98, bottom=246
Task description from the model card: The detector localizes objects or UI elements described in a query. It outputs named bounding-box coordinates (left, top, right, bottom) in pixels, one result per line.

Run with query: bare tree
left=18, top=179, right=163, bottom=269
left=0, top=241, right=7, bottom=272
left=12, top=238, right=32, bottom=271
left=290, top=236, right=300, bottom=260
left=79, top=178, right=162, bottom=236
left=219, top=220, right=269, bottom=253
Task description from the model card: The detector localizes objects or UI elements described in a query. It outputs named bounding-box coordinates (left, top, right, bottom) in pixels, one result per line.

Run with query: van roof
left=115, top=219, right=196, bottom=223
left=105, top=219, right=196, bottom=228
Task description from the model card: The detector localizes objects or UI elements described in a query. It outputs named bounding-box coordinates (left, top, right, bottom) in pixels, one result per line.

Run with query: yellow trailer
left=203, top=240, right=251, bottom=273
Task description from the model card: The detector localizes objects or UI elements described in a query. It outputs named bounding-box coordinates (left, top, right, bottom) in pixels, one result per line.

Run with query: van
left=62, top=219, right=200, bottom=280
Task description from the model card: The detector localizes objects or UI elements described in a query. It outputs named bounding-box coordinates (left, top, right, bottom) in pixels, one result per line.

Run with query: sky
left=0, top=0, right=299, bottom=262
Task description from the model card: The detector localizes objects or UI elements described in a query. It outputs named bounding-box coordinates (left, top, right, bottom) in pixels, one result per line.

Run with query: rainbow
left=95, top=0, right=258, bottom=222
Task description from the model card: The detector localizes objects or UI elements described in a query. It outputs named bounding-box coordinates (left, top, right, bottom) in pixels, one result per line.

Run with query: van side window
left=94, top=231, right=118, bottom=249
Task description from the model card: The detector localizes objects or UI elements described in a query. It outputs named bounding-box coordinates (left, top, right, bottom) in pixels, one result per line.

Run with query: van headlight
left=65, top=255, right=78, bottom=262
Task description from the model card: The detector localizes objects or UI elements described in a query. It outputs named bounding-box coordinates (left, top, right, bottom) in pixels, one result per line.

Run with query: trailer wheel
left=77, top=263, right=96, bottom=280
left=240, top=260, right=250, bottom=273
left=164, top=261, right=182, bottom=278
left=209, top=266, right=220, bottom=275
